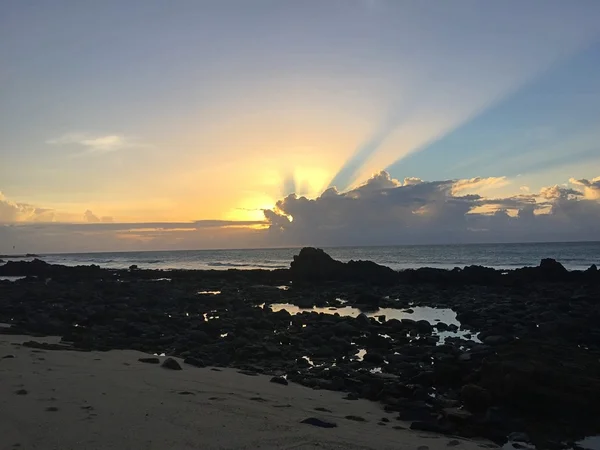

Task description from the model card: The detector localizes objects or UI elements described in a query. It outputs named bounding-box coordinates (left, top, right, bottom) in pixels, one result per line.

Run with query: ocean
left=2, top=241, right=599, bottom=271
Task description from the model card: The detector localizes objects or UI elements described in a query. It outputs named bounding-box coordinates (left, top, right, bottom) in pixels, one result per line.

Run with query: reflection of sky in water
left=577, top=436, right=600, bottom=450
left=197, top=290, right=221, bottom=295
left=268, top=304, right=459, bottom=325
left=267, top=304, right=478, bottom=343
left=0, top=276, right=26, bottom=282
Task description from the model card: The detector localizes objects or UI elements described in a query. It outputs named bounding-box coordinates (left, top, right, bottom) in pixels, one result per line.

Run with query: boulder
left=270, top=376, right=289, bottom=386
left=161, top=357, right=182, bottom=370
left=539, top=258, right=569, bottom=279
left=460, top=384, right=492, bottom=412
left=290, top=248, right=397, bottom=285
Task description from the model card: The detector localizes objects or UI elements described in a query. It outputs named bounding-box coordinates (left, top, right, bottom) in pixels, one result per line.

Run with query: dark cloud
left=264, top=171, right=600, bottom=246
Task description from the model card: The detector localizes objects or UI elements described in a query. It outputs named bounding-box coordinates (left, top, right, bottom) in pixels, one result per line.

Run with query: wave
left=206, top=262, right=287, bottom=269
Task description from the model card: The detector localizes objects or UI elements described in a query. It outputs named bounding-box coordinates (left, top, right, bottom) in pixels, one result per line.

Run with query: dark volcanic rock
left=461, top=384, right=492, bottom=412
left=539, top=258, right=569, bottom=279
left=270, top=376, right=289, bottom=386
left=161, top=358, right=182, bottom=370
left=290, top=247, right=398, bottom=285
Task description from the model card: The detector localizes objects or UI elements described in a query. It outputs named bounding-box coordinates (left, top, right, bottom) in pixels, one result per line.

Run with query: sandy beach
left=0, top=334, right=487, bottom=450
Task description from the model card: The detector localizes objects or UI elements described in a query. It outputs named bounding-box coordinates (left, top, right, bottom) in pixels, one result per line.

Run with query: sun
left=225, top=193, right=276, bottom=222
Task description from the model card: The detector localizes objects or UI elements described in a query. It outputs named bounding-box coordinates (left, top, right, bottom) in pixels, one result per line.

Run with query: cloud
left=570, top=177, right=600, bottom=200
left=2, top=172, right=600, bottom=253
left=84, top=210, right=113, bottom=223
left=0, top=192, right=54, bottom=223
left=46, top=132, right=145, bottom=156
left=263, top=171, right=600, bottom=246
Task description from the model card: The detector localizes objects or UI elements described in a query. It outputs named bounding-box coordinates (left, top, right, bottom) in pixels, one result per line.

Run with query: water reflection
left=268, top=303, right=460, bottom=325
left=0, top=276, right=26, bottom=282
left=267, top=303, right=478, bottom=343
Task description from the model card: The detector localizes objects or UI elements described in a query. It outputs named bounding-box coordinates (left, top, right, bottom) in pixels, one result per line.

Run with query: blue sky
left=1, top=1, right=600, bottom=251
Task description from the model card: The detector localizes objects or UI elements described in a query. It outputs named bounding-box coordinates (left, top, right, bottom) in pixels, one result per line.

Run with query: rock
left=448, top=440, right=461, bottom=447
left=356, top=313, right=370, bottom=327
left=2, top=354, right=15, bottom=359
left=138, top=357, right=160, bottom=364
left=443, top=407, right=472, bottom=422
left=460, top=384, right=492, bottom=412
left=344, top=393, right=359, bottom=400
left=483, top=335, right=508, bottom=346
left=290, top=247, right=398, bottom=284
left=333, top=321, right=358, bottom=335
left=161, top=358, right=182, bottom=370
left=270, top=376, right=288, bottom=386
left=508, top=432, right=530, bottom=443
left=416, top=320, right=433, bottom=334
left=183, top=357, right=206, bottom=368
left=300, top=417, right=337, bottom=428
left=363, top=352, right=385, bottom=364
left=539, top=258, right=568, bottom=278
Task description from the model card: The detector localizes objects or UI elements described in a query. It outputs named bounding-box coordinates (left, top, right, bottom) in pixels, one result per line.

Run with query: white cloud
left=46, top=132, right=146, bottom=156
left=0, top=192, right=55, bottom=223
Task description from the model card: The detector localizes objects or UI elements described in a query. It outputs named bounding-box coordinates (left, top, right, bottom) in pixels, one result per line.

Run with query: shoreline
left=1, top=248, right=600, bottom=448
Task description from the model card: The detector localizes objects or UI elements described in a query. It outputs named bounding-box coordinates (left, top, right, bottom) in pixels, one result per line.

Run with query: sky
left=1, top=0, right=600, bottom=253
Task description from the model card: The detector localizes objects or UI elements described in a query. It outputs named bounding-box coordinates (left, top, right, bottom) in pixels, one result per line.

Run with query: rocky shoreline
left=1, top=248, right=599, bottom=449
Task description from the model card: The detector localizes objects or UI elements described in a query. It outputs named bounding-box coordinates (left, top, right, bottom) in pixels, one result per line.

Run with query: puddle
left=268, top=304, right=459, bottom=325
left=277, top=285, right=290, bottom=291
left=150, top=278, right=171, bottom=282
left=198, top=291, right=221, bottom=295
left=577, top=436, right=600, bottom=450
left=0, top=276, right=26, bottom=282
left=220, top=333, right=228, bottom=338
left=267, top=303, right=478, bottom=344
left=356, top=349, right=366, bottom=361
left=202, top=311, right=220, bottom=321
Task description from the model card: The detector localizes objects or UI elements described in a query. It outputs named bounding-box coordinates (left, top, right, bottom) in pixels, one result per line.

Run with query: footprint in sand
left=314, top=407, right=332, bottom=413
left=345, top=415, right=367, bottom=422
left=46, top=407, right=59, bottom=412
left=250, top=397, right=268, bottom=403
left=300, top=417, right=337, bottom=428
left=15, top=389, right=28, bottom=396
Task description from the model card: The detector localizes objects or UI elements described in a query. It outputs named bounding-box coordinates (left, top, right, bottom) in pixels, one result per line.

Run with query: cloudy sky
left=1, top=0, right=600, bottom=253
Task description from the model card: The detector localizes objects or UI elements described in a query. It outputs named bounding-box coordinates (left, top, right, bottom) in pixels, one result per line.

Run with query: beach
left=0, top=334, right=489, bottom=450
left=1, top=248, right=600, bottom=449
